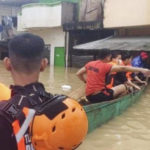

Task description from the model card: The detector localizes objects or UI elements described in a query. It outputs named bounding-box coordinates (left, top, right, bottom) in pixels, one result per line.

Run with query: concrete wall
left=18, top=3, right=62, bottom=30
left=62, top=2, right=75, bottom=25
left=118, top=28, right=150, bottom=36
left=79, top=0, right=103, bottom=22
left=29, top=27, right=65, bottom=66
left=17, top=13, right=25, bottom=31
left=0, top=4, right=20, bottom=17
left=104, top=0, right=150, bottom=28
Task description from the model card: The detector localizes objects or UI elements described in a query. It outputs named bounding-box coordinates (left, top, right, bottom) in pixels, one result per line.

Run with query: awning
left=73, top=36, right=150, bottom=51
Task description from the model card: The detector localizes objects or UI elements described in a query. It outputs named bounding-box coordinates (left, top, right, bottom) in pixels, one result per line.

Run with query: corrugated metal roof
left=73, top=36, right=150, bottom=51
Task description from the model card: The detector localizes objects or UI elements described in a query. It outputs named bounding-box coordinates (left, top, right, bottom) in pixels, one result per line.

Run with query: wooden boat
left=83, top=86, right=146, bottom=133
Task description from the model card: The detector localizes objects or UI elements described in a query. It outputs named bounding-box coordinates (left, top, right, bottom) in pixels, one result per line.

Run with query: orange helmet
left=0, top=83, right=11, bottom=100
left=31, top=98, right=88, bottom=150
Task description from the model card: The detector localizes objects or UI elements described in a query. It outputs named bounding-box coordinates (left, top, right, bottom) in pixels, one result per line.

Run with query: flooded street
left=0, top=61, right=83, bottom=95
left=0, top=61, right=150, bottom=150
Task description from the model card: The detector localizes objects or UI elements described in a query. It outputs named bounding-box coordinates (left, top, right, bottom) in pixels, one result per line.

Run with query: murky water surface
left=0, top=61, right=150, bottom=150
left=0, top=61, right=83, bottom=95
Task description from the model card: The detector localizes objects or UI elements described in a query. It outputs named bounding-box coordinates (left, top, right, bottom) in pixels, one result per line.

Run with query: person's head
left=4, top=33, right=48, bottom=75
left=140, top=51, right=148, bottom=61
left=111, top=51, right=121, bottom=64
left=122, top=52, right=132, bottom=65
left=98, top=49, right=111, bottom=62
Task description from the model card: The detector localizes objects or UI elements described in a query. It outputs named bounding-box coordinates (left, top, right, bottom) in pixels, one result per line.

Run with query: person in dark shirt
left=0, top=33, right=49, bottom=150
left=0, top=33, right=88, bottom=150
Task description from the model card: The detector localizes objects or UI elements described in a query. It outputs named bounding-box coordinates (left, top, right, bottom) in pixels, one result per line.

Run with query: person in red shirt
left=76, top=49, right=150, bottom=103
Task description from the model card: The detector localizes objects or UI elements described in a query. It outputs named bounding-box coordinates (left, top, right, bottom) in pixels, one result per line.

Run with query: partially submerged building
left=18, top=0, right=114, bottom=67
left=68, top=0, right=150, bottom=67
left=18, top=0, right=78, bottom=66
left=18, top=0, right=150, bottom=67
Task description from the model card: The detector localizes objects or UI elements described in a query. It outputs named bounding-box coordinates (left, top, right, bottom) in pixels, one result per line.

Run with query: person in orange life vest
left=120, top=53, right=141, bottom=90
left=115, top=53, right=147, bottom=90
left=76, top=49, right=150, bottom=103
left=0, top=33, right=88, bottom=150
left=126, top=58, right=147, bottom=88
left=106, top=51, right=122, bottom=89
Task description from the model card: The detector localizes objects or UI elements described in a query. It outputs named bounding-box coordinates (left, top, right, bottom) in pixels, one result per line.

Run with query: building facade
left=0, top=0, right=37, bottom=59
left=18, top=0, right=150, bottom=67
left=18, top=1, right=77, bottom=66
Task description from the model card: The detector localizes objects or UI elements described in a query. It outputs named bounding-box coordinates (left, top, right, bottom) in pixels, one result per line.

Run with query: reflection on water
left=1, top=61, right=150, bottom=150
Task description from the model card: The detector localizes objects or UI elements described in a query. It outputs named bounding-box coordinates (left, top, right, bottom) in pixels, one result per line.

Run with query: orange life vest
left=12, top=107, right=35, bottom=150
left=0, top=91, right=68, bottom=150
left=119, top=62, right=133, bottom=81
left=126, top=64, right=133, bottom=81
left=106, top=61, right=117, bottom=88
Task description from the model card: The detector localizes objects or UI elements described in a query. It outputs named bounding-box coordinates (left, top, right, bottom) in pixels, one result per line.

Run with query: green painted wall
left=39, top=0, right=79, bottom=3
left=54, top=47, right=65, bottom=67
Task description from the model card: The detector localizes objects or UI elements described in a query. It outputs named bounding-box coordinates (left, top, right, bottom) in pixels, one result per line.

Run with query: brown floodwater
left=0, top=61, right=150, bottom=150
left=0, top=61, right=83, bottom=95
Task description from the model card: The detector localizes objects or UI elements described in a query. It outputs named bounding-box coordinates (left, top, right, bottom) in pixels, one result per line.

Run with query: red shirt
left=85, top=60, right=112, bottom=96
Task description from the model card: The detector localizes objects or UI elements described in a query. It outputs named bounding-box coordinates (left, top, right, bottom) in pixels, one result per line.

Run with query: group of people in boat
left=76, top=49, right=150, bottom=103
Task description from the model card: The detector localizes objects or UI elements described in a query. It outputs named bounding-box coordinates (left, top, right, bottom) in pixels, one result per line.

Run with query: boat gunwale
left=83, top=86, right=145, bottom=112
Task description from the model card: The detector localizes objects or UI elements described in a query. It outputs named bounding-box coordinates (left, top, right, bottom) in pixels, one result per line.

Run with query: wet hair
left=8, top=33, right=45, bottom=73
left=98, top=49, right=111, bottom=59
left=111, top=51, right=121, bottom=59
left=121, top=52, right=131, bottom=61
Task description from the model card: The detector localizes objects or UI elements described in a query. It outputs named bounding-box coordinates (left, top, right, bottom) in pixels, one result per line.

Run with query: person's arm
left=134, top=75, right=147, bottom=85
left=110, top=65, right=150, bottom=77
left=127, top=80, right=141, bottom=90
left=76, top=67, right=87, bottom=83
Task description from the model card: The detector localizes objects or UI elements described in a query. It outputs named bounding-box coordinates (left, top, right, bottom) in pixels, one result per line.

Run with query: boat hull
left=83, top=87, right=146, bottom=133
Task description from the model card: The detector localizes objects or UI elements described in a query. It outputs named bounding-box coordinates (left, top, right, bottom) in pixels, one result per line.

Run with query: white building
left=18, top=2, right=75, bottom=66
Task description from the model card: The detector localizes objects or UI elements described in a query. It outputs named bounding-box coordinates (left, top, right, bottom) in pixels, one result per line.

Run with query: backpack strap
left=34, top=94, right=68, bottom=119
left=0, top=99, right=23, bottom=123
left=0, top=92, right=68, bottom=122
